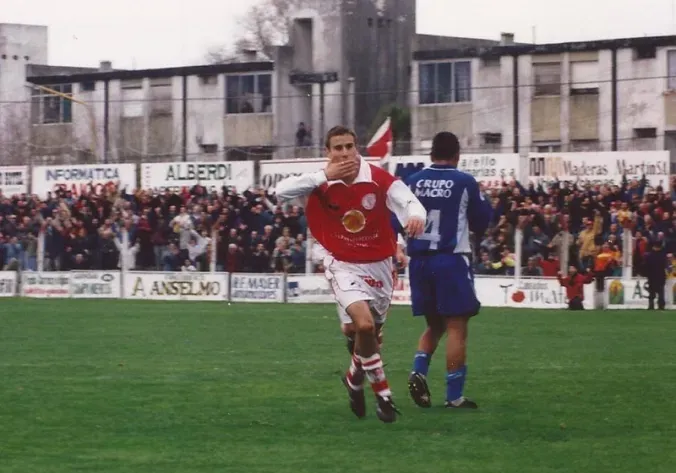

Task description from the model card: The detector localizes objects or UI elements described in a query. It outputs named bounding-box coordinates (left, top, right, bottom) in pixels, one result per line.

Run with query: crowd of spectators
left=475, top=174, right=676, bottom=280
left=1, top=173, right=675, bottom=280
left=0, top=184, right=308, bottom=274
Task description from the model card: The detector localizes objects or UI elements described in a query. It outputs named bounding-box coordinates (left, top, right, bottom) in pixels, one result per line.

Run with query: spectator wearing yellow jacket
left=577, top=215, right=602, bottom=270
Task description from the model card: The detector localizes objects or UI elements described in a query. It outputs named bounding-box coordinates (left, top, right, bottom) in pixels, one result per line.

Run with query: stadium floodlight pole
left=29, top=84, right=100, bottom=163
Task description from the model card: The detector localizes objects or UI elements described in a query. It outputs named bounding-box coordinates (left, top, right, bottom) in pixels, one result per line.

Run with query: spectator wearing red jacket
left=557, top=266, right=595, bottom=310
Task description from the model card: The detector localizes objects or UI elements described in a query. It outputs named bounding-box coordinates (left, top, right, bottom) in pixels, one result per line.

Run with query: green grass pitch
left=1, top=299, right=675, bottom=473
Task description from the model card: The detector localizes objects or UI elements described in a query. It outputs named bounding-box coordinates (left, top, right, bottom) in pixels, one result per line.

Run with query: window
left=570, top=140, right=600, bottom=152
left=200, top=75, right=218, bottom=86
left=31, top=84, right=73, bottom=124
left=570, top=61, right=599, bottom=94
left=80, top=81, right=96, bottom=92
left=418, top=61, right=472, bottom=105
left=632, top=128, right=657, bottom=151
left=225, top=73, right=272, bottom=114
left=200, top=144, right=218, bottom=153
left=533, top=142, right=561, bottom=153
left=480, top=133, right=502, bottom=151
left=121, top=80, right=144, bottom=118
left=668, top=50, right=676, bottom=90
left=634, top=46, right=656, bottom=60
left=150, top=78, right=173, bottom=116
left=482, top=57, right=500, bottom=68
left=533, top=63, right=561, bottom=96
left=634, top=127, right=656, bottom=139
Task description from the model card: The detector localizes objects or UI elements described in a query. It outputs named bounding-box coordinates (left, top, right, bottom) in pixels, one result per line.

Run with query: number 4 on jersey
left=418, top=209, right=441, bottom=250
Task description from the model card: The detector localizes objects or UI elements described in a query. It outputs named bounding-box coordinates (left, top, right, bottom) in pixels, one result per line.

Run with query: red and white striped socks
left=358, top=353, right=391, bottom=397
left=345, top=354, right=365, bottom=390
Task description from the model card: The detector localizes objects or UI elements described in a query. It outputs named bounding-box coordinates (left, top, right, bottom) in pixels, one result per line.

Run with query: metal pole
left=305, top=229, right=314, bottom=275
left=319, top=82, right=326, bottom=144
left=622, top=227, right=633, bottom=280
left=514, top=228, right=523, bottom=283
left=37, top=228, right=45, bottom=272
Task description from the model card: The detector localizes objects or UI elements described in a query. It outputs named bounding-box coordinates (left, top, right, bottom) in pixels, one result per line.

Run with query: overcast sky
left=3, top=0, right=676, bottom=69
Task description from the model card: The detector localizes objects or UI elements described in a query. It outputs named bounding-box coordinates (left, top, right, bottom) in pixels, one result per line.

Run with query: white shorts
left=323, top=255, right=394, bottom=326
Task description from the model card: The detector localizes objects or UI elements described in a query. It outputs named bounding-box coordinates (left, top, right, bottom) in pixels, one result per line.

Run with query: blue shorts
left=409, top=253, right=480, bottom=318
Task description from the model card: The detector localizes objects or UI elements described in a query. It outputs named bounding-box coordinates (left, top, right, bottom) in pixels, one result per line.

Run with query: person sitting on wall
left=557, top=266, right=595, bottom=311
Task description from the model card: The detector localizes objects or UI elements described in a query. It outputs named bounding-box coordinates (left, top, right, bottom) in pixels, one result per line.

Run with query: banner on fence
left=31, top=164, right=137, bottom=198
left=385, top=155, right=521, bottom=188
left=286, top=275, right=333, bottom=303
left=474, top=277, right=595, bottom=309
left=527, top=151, right=669, bottom=187
left=0, top=166, right=28, bottom=196
left=604, top=278, right=675, bottom=309
left=230, top=273, right=285, bottom=302
left=391, top=277, right=411, bottom=305
left=142, top=162, right=254, bottom=193
left=259, top=158, right=380, bottom=191
left=0, top=271, right=18, bottom=297
left=22, top=272, right=71, bottom=298
left=123, top=272, right=228, bottom=301
left=70, top=271, right=121, bottom=298
left=391, top=276, right=591, bottom=309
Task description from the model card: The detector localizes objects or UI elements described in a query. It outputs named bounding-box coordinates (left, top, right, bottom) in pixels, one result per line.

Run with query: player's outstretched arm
left=275, top=170, right=329, bottom=203
left=467, top=179, right=493, bottom=237
left=386, top=180, right=427, bottom=237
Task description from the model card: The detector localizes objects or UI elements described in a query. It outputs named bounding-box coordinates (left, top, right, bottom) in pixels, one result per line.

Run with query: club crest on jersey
left=361, top=193, right=376, bottom=210
left=342, top=209, right=366, bottom=233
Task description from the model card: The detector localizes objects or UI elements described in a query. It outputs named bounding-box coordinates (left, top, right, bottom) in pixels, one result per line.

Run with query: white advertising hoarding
left=123, top=272, right=229, bottom=301
left=474, top=277, right=595, bottom=310
left=286, top=275, right=334, bottom=303
left=391, top=277, right=411, bottom=305
left=21, top=272, right=71, bottom=298
left=390, top=276, right=594, bottom=310
left=0, top=271, right=18, bottom=297
left=527, top=151, right=669, bottom=186
left=69, top=271, right=122, bottom=299
left=259, top=158, right=381, bottom=191
left=386, top=154, right=521, bottom=188
left=142, top=162, right=254, bottom=193
left=604, top=278, right=675, bottom=309
left=230, top=273, right=285, bottom=302
left=0, top=166, right=28, bottom=196
left=31, top=164, right=137, bottom=198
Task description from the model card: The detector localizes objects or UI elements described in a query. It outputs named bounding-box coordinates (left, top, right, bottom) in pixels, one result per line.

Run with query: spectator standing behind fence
left=557, top=266, right=595, bottom=310
left=643, top=240, right=668, bottom=310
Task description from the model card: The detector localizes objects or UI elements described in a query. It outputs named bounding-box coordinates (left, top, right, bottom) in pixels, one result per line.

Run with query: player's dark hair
left=430, top=131, right=460, bottom=161
left=325, top=125, right=357, bottom=149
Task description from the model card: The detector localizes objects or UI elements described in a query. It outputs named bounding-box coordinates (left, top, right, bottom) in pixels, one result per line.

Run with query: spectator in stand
left=523, top=257, right=543, bottom=277
left=643, top=240, right=668, bottom=310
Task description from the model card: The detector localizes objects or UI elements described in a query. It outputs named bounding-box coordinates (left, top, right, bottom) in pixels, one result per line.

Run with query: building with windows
left=0, top=24, right=49, bottom=165
left=410, top=33, right=676, bottom=161
left=26, top=61, right=275, bottom=163
left=272, top=0, right=499, bottom=158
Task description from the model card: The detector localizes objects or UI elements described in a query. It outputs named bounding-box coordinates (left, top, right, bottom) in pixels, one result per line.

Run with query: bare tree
left=207, top=0, right=337, bottom=63
left=205, top=38, right=258, bottom=64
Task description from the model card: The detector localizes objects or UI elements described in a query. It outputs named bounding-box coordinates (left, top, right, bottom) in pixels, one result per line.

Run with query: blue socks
left=446, top=365, right=467, bottom=403
left=412, top=351, right=431, bottom=376
left=413, top=353, right=468, bottom=403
